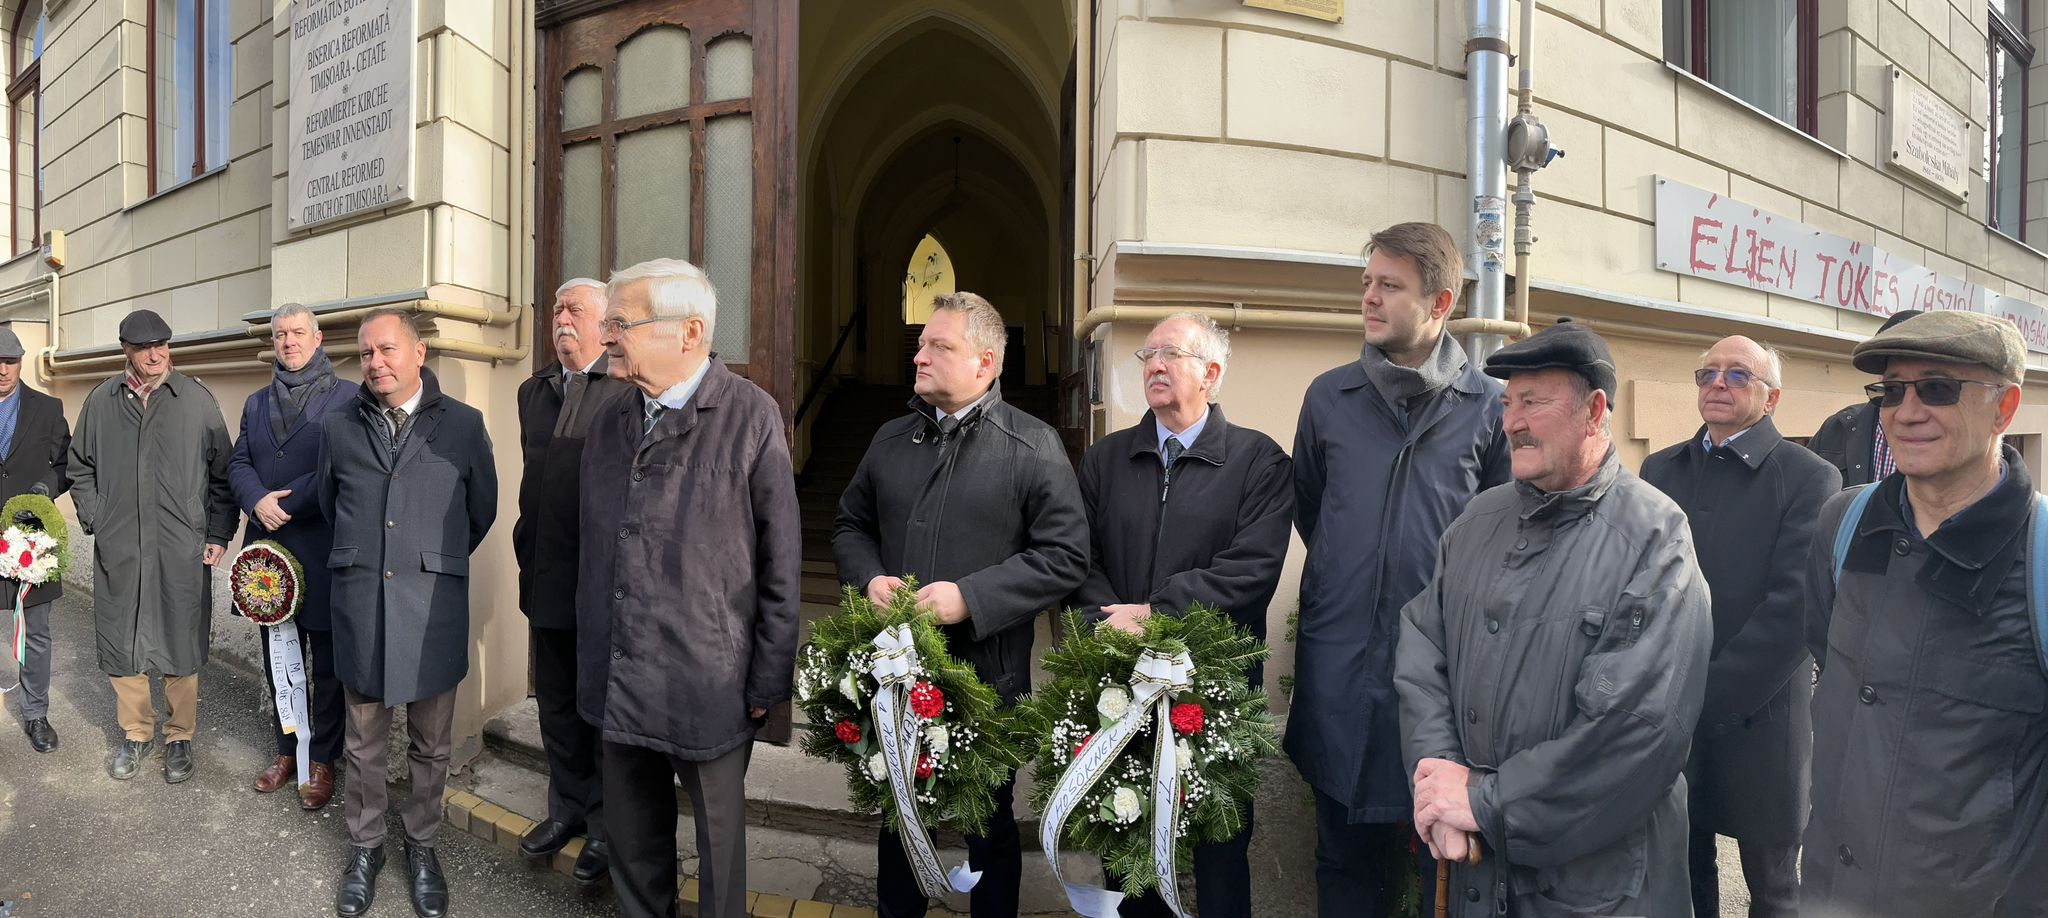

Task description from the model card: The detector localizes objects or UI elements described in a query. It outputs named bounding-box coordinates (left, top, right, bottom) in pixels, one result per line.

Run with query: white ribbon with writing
left=1040, top=648, right=1195, bottom=918
left=868, top=624, right=981, bottom=900
left=267, top=620, right=312, bottom=786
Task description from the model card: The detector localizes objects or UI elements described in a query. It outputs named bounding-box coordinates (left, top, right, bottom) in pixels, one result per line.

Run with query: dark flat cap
left=118, top=309, right=173, bottom=345
left=0, top=327, right=22, bottom=359
left=1851, top=311, right=2027, bottom=384
left=1483, top=317, right=1618, bottom=399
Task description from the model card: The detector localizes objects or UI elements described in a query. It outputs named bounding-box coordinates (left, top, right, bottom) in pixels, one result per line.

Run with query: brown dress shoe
left=254, top=755, right=294, bottom=793
left=300, top=762, right=336, bottom=810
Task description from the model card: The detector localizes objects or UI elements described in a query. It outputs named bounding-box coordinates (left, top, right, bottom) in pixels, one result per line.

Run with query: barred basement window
left=1987, top=0, right=2032, bottom=239
left=1663, top=0, right=1817, bottom=134
left=148, top=0, right=232, bottom=194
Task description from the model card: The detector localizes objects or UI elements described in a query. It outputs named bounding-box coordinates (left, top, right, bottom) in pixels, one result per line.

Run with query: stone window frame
left=1665, top=0, right=1821, bottom=135
left=144, top=0, right=231, bottom=196
left=1987, top=0, right=2033, bottom=240
left=6, top=0, right=41, bottom=257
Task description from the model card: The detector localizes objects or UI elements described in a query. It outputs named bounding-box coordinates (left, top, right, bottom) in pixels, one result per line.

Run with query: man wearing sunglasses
left=1640, top=336, right=1840, bottom=918
left=1801, top=311, right=2048, bottom=917
left=1810, top=309, right=1922, bottom=487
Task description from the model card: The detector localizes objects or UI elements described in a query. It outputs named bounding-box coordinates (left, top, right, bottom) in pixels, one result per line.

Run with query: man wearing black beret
left=1395, top=318, right=1712, bottom=917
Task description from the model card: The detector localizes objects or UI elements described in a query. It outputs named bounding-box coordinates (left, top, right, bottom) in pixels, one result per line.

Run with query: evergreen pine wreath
left=794, top=581, right=1025, bottom=838
left=1021, top=605, right=1278, bottom=897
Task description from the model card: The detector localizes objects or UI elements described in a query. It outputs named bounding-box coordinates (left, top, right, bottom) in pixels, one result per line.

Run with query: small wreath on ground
left=794, top=580, right=1025, bottom=838
left=229, top=540, right=305, bottom=625
left=1021, top=604, right=1279, bottom=899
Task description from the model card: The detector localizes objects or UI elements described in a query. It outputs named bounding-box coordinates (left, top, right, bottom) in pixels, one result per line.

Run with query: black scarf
left=1359, top=333, right=1467, bottom=427
left=269, top=347, right=336, bottom=441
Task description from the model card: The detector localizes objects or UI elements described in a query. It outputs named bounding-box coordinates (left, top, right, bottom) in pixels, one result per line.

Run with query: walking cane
left=1433, top=832, right=1482, bottom=918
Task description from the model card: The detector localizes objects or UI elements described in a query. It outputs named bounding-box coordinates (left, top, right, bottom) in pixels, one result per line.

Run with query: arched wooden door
left=536, top=0, right=796, bottom=423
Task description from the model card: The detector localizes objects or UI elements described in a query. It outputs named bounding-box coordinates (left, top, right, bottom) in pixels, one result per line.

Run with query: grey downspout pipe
left=1462, top=0, right=1511, bottom=362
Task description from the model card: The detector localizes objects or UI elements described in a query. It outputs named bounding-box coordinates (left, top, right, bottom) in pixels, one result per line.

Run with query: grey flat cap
left=0, top=327, right=23, bottom=359
left=118, top=309, right=173, bottom=345
left=1851, top=311, right=2028, bottom=384
left=1483, top=317, right=1618, bottom=400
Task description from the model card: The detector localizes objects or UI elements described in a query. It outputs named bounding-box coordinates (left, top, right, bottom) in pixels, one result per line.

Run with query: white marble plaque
left=1887, top=66, right=1969, bottom=200
left=287, top=0, right=417, bottom=232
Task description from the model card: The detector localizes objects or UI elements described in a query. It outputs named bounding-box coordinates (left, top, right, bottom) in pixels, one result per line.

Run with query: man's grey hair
left=608, top=259, right=716, bottom=344
left=1156, top=312, right=1231, bottom=397
left=555, top=277, right=606, bottom=301
left=1697, top=341, right=1785, bottom=388
left=930, top=291, right=1006, bottom=367
left=1561, top=371, right=1615, bottom=435
left=272, top=302, right=317, bottom=330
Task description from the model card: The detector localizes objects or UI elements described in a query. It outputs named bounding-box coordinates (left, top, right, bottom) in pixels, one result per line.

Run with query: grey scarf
left=1359, top=334, right=1467, bottom=424
left=269, top=347, right=336, bottom=441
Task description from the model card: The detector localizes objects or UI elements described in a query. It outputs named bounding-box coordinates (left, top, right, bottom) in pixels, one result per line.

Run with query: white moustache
left=1147, top=374, right=1170, bottom=387
left=555, top=327, right=578, bottom=340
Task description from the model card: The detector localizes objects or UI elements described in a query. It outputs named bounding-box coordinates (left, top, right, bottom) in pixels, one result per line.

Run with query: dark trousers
left=343, top=687, right=456, bottom=848
left=11, top=600, right=51, bottom=720
left=1312, top=790, right=1436, bottom=918
left=532, top=624, right=604, bottom=838
left=1114, top=802, right=1255, bottom=918
left=604, top=738, right=751, bottom=918
left=1690, top=823, right=1799, bottom=918
left=260, top=625, right=345, bottom=765
left=878, top=771, right=1021, bottom=918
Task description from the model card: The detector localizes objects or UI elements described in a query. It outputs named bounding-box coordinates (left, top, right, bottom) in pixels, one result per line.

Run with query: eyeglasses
left=598, top=315, right=682, bottom=337
left=1135, top=345, right=1205, bottom=363
left=1694, top=367, right=1767, bottom=388
left=1863, top=377, right=2006, bottom=407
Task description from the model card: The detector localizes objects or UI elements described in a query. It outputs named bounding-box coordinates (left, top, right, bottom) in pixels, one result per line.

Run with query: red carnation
left=1170, top=703, right=1204, bottom=736
left=909, top=681, right=945, bottom=719
left=1072, top=734, right=1093, bottom=758
left=834, top=720, right=861, bottom=745
left=16, top=549, right=29, bottom=568
left=915, top=754, right=934, bottom=780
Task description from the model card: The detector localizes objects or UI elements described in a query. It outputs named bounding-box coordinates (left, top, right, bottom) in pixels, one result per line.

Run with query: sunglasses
left=1694, top=367, right=1764, bottom=388
left=1863, top=377, right=2006, bottom=407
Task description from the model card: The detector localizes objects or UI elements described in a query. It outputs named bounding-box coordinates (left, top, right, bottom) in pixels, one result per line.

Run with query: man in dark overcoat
left=512, top=276, right=629, bottom=881
left=1810, top=309, right=1920, bottom=488
left=1287, top=223, right=1510, bottom=916
left=228, top=302, right=358, bottom=810
left=0, top=326, right=70, bottom=754
left=1641, top=334, right=1840, bottom=918
left=576, top=258, right=800, bottom=918
left=318, top=308, right=497, bottom=918
left=835, top=290, right=1090, bottom=918
left=68, top=308, right=237, bottom=784
left=1070, top=313, right=1291, bottom=918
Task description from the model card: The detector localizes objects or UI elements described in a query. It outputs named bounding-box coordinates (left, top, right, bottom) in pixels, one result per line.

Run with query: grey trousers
left=11, top=600, right=51, bottom=719
left=604, top=738, right=752, bottom=918
left=344, top=686, right=456, bottom=848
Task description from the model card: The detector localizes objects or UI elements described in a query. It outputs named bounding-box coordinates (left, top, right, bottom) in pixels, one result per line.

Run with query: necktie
left=1161, top=436, right=1185, bottom=503
left=937, top=414, right=961, bottom=439
left=643, top=400, right=665, bottom=436
left=386, top=407, right=408, bottom=453
left=554, top=372, right=591, bottom=438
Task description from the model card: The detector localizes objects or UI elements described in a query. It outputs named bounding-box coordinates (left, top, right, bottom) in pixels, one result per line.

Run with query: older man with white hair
left=1069, top=312, right=1291, bottom=918
left=511, top=277, right=632, bottom=881
left=577, top=258, right=801, bottom=918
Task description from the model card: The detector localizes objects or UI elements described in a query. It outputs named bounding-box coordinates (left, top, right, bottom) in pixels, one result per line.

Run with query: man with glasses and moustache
left=1800, top=312, right=2048, bottom=917
left=1641, top=335, right=1839, bottom=917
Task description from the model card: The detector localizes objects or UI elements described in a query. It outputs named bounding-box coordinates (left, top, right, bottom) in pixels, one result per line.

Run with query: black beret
left=1482, top=317, right=1617, bottom=399
left=118, top=309, right=174, bottom=346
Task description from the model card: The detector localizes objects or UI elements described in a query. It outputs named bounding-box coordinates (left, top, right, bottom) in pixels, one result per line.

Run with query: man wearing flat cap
left=1801, top=311, right=2048, bottom=917
left=1394, top=319, right=1711, bottom=917
left=68, top=309, right=237, bottom=783
left=0, top=326, right=71, bottom=754
left=1810, top=309, right=1923, bottom=487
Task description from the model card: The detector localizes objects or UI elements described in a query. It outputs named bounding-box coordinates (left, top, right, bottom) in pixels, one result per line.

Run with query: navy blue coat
left=1286, top=349, right=1511, bottom=822
left=229, top=371, right=359, bottom=631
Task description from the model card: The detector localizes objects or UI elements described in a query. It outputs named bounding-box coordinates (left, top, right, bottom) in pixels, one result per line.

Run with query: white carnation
left=924, top=724, right=950, bottom=756
left=865, top=753, right=889, bottom=783
left=839, top=672, right=863, bottom=704
left=1095, top=686, right=1132, bottom=723
left=1110, top=786, right=1142, bottom=825
left=1176, top=738, right=1195, bottom=771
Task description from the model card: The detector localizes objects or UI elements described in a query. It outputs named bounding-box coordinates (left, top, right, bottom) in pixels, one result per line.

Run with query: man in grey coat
left=1641, top=335, right=1839, bottom=918
left=1801, top=311, right=2048, bottom=917
left=1288, top=222, right=1510, bottom=916
left=1395, top=319, right=1711, bottom=918
left=317, top=308, right=498, bottom=918
left=577, top=258, right=800, bottom=918
left=67, top=309, right=237, bottom=784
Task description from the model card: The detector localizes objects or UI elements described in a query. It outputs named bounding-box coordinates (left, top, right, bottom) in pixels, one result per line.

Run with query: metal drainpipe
left=1463, top=0, right=1511, bottom=362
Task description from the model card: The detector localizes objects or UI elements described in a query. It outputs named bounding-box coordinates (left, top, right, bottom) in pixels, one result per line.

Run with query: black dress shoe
left=109, top=738, right=152, bottom=780
left=572, top=838, right=610, bottom=884
left=163, top=740, right=194, bottom=784
left=23, top=718, right=56, bottom=753
left=518, top=818, right=582, bottom=858
left=405, top=842, right=449, bottom=918
left=335, top=845, right=385, bottom=918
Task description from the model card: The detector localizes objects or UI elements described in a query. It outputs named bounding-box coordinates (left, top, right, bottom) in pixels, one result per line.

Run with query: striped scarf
left=124, top=365, right=166, bottom=409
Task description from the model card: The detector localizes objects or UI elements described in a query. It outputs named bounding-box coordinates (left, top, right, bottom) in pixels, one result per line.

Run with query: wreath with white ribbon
left=0, top=494, right=65, bottom=695
left=1021, top=606, right=1278, bottom=918
left=230, top=540, right=316, bottom=789
left=795, top=581, right=1028, bottom=901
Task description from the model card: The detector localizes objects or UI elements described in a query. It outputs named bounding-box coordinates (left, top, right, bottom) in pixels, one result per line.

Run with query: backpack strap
left=1831, top=484, right=1880, bottom=585
left=2028, top=495, right=2048, bottom=678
